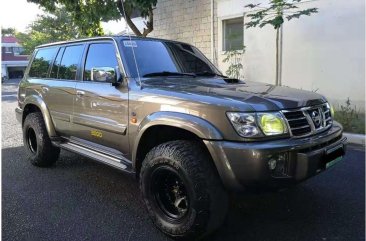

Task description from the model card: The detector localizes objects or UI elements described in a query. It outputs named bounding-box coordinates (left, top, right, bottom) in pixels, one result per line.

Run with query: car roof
left=36, top=35, right=188, bottom=49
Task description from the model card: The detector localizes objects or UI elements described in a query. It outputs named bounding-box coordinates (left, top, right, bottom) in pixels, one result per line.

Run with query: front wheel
left=140, top=140, right=228, bottom=240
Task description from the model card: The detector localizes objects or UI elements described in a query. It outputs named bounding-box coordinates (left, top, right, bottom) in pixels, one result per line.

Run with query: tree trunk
left=125, top=15, right=143, bottom=36
left=275, top=27, right=280, bottom=86
left=116, top=1, right=154, bottom=37
left=142, top=8, right=154, bottom=37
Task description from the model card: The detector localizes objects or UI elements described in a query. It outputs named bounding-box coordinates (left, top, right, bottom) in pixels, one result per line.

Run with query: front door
left=72, top=41, right=129, bottom=156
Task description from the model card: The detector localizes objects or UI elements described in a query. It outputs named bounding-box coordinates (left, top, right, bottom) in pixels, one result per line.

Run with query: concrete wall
left=281, top=0, right=365, bottom=111
left=149, top=0, right=218, bottom=63
left=217, top=0, right=365, bottom=111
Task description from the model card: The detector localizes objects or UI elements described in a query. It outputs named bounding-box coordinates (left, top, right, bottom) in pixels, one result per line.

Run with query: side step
left=59, top=142, right=132, bottom=172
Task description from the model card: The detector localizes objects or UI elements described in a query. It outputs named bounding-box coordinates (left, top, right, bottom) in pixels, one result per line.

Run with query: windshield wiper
left=143, top=71, right=196, bottom=78
left=195, top=71, right=228, bottom=78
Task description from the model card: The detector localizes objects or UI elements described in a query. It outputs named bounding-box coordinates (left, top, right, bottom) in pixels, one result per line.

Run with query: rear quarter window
left=29, top=47, right=58, bottom=78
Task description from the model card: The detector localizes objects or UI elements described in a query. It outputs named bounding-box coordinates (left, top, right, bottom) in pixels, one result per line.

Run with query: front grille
left=282, top=103, right=333, bottom=137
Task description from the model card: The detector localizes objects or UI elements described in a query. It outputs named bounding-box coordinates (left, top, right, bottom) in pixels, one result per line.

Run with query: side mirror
left=91, top=67, right=122, bottom=85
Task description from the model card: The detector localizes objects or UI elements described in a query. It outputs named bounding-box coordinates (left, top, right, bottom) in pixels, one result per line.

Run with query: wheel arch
left=22, top=95, right=57, bottom=138
left=132, top=112, right=223, bottom=174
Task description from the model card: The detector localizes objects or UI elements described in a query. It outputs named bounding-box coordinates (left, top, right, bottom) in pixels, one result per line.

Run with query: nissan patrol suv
left=16, top=36, right=346, bottom=240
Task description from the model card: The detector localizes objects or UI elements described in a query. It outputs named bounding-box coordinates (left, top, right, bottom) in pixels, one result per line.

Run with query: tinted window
left=122, top=40, right=178, bottom=77
left=58, top=45, right=84, bottom=80
left=29, top=47, right=58, bottom=78
left=167, top=43, right=212, bottom=73
left=50, top=47, right=65, bottom=78
left=84, top=43, right=118, bottom=81
left=121, top=39, right=218, bottom=78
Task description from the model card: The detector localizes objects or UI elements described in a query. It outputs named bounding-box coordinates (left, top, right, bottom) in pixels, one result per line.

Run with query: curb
left=344, top=133, right=365, bottom=146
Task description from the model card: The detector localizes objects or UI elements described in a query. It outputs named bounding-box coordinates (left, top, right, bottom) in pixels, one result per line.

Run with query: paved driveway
left=2, top=79, right=365, bottom=241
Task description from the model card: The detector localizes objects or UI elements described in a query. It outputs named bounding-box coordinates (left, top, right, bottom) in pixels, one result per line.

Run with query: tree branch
left=142, top=7, right=153, bottom=37
left=116, top=0, right=143, bottom=36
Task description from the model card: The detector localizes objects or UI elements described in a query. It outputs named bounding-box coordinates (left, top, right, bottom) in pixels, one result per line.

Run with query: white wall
left=217, top=0, right=365, bottom=111
left=1, top=65, right=7, bottom=77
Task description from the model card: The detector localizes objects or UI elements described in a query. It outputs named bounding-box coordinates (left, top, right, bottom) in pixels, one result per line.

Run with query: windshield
left=120, top=39, right=220, bottom=78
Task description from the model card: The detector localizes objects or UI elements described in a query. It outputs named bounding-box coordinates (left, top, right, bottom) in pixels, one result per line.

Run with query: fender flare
left=132, top=111, right=223, bottom=164
left=23, top=95, right=57, bottom=138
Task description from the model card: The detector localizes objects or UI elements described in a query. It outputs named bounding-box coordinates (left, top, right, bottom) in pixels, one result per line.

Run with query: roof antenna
left=120, top=0, right=143, bottom=89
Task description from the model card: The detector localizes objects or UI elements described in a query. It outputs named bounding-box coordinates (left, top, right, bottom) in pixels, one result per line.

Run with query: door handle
left=76, top=90, right=85, bottom=98
left=41, top=86, right=49, bottom=93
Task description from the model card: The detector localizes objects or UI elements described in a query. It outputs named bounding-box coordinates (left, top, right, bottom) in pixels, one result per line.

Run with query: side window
left=50, top=47, right=65, bottom=79
left=58, top=45, right=84, bottom=80
left=223, top=17, right=244, bottom=51
left=84, top=43, right=118, bottom=81
left=29, top=47, right=58, bottom=78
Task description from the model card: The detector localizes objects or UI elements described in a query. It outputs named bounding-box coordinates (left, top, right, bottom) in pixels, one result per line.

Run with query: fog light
left=268, top=153, right=290, bottom=177
left=268, top=159, right=277, bottom=170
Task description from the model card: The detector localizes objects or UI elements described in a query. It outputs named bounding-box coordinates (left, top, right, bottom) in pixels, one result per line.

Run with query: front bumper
left=205, top=122, right=347, bottom=191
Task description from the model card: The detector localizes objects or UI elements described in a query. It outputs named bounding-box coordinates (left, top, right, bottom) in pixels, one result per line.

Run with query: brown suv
left=16, top=36, right=347, bottom=240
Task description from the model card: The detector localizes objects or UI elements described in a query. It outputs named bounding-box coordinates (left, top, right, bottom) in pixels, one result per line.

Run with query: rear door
left=46, top=44, right=85, bottom=136
left=72, top=41, right=129, bottom=155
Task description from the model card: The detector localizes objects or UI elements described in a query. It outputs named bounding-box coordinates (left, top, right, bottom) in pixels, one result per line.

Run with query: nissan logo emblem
left=311, top=110, right=322, bottom=127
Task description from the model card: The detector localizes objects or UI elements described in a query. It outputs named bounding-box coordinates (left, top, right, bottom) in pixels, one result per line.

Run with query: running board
left=59, top=142, right=132, bottom=172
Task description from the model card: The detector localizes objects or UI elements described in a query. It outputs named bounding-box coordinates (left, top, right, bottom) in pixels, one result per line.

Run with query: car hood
left=141, top=77, right=327, bottom=111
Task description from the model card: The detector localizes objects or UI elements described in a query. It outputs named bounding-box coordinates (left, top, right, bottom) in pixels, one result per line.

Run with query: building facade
left=1, top=36, right=29, bottom=79
left=147, top=0, right=365, bottom=111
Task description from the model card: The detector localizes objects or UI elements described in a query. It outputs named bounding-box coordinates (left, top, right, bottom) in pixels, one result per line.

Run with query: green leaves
left=245, top=3, right=261, bottom=9
left=28, top=0, right=158, bottom=37
left=2, top=28, right=16, bottom=36
left=14, top=7, right=84, bottom=54
left=223, top=47, right=245, bottom=79
left=244, top=0, right=318, bottom=86
left=245, top=0, right=318, bottom=30
left=286, top=8, right=318, bottom=20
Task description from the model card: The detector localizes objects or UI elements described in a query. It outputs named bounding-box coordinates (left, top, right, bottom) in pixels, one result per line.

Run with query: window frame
left=26, top=37, right=126, bottom=82
left=81, top=40, right=121, bottom=84
left=82, top=41, right=119, bottom=82
left=49, top=47, right=65, bottom=79
left=4, top=47, right=12, bottom=53
left=28, top=46, right=59, bottom=79
left=48, top=43, right=86, bottom=81
left=222, top=17, right=244, bottom=52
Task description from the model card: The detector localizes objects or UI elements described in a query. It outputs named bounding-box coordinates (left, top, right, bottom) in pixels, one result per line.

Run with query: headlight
left=226, top=113, right=261, bottom=137
left=227, top=112, right=288, bottom=138
left=329, top=103, right=335, bottom=117
left=257, top=113, right=288, bottom=136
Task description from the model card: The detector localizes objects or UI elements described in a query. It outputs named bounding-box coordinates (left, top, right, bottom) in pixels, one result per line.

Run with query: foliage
left=334, top=98, right=365, bottom=134
left=223, top=47, right=245, bottom=79
left=245, top=0, right=318, bottom=86
left=28, top=0, right=158, bottom=37
left=15, top=7, right=84, bottom=54
left=2, top=28, right=16, bottom=36
left=245, top=0, right=318, bottom=30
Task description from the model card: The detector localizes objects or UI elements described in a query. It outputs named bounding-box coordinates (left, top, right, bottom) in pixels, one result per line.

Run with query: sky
left=1, top=0, right=126, bottom=34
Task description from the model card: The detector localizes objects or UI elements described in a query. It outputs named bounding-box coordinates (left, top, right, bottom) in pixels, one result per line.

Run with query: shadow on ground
left=2, top=145, right=365, bottom=241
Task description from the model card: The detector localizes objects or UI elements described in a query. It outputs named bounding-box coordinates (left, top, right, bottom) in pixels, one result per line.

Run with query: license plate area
left=324, top=144, right=344, bottom=169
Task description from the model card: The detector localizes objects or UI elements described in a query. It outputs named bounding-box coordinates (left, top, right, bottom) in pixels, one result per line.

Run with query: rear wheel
left=140, top=140, right=228, bottom=240
left=23, top=112, right=60, bottom=167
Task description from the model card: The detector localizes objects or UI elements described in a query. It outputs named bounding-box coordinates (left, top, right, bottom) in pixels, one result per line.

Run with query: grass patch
left=333, top=98, right=365, bottom=134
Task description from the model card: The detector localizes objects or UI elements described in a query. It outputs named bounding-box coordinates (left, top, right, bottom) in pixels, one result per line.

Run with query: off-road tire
left=140, top=140, right=228, bottom=240
left=23, top=112, right=60, bottom=167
